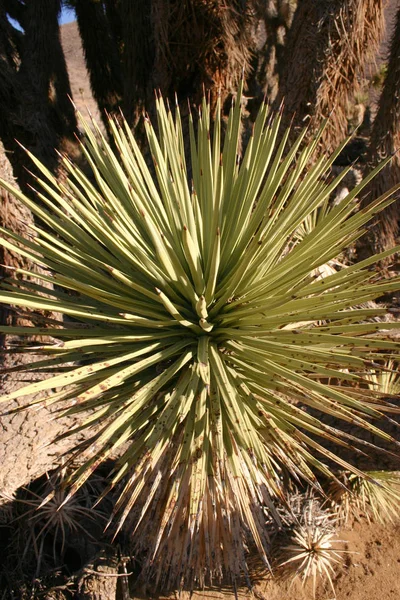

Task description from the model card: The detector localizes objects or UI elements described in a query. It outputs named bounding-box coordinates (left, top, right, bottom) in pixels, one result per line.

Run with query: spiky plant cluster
left=0, top=83, right=399, bottom=588
left=278, top=494, right=344, bottom=596
left=365, top=359, right=400, bottom=397
left=329, top=470, right=400, bottom=524
left=5, top=466, right=104, bottom=573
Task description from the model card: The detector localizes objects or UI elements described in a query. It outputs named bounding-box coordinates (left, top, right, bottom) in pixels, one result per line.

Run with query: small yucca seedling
left=365, top=359, right=400, bottom=397
left=278, top=495, right=344, bottom=597
left=329, top=470, right=400, bottom=524
left=280, top=524, right=343, bottom=597
left=5, top=467, right=104, bottom=574
left=0, top=82, right=399, bottom=589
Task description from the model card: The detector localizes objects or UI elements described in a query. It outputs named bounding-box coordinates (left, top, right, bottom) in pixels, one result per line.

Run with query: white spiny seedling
left=0, top=81, right=399, bottom=588
left=279, top=494, right=345, bottom=597
left=280, top=525, right=343, bottom=596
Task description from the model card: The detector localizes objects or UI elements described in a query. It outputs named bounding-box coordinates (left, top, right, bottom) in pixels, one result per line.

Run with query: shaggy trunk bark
left=113, top=0, right=257, bottom=155
left=151, top=0, right=254, bottom=108
left=74, top=0, right=123, bottom=131
left=104, top=0, right=123, bottom=49
left=275, top=0, right=385, bottom=152
left=358, top=7, right=400, bottom=263
left=120, top=0, right=155, bottom=127
left=0, top=2, right=80, bottom=496
left=248, top=0, right=297, bottom=107
left=18, top=0, right=77, bottom=139
left=73, top=0, right=256, bottom=142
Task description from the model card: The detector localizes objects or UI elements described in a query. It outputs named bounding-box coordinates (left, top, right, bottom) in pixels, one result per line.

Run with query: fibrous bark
left=358, top=7, right=400, bottom=262
left=276, top=0, right=385, bottom=152
left=74, top=0, right=123, bottom=131
left=120, top=0, right=155, bottom=125
left=249, top=0, right=297, bottom=105
left=149, top=0, right=255, bottom=111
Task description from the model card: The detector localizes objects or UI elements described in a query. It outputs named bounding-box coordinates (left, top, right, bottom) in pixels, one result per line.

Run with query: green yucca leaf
left=329, top=470, right=400, bottom=524
left=0, top=84, right=399, bottom=589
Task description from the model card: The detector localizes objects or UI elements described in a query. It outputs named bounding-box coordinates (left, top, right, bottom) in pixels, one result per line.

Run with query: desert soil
left=1, top=6, right=400, bottom=600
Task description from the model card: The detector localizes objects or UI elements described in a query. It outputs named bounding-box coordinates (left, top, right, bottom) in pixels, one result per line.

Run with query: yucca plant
left=329, top=470, right=400, bottom=524
left=278, top=494, right=344, bottom=597
left=281, top=525, right=341, bottom=595
left=2, top=466, right=104, bottom=575
left=0, top=82, right=399, bottom=589
left=365, top=359, right=400, bottom=396
left=293, top=197, right=345, bottom=282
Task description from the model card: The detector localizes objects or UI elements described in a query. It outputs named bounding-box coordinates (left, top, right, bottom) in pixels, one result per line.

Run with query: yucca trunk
left=0, top=1, right=80, bottom=497
left=104, top=0, right=123, bottom=48
left=153, top=0, right=254, bottom=103
left=0, top=0, right=77, bottom=190
left=276, top=0, right=385, bottom=152
left=120, top=0, right=155, bottom=127
left=19, top=0, right=76, bottom=138
left=0, top=0, right=77, bottom=302
left=120, top=0, right=255, bottom=127
left=0, top=5, right=20, bottom=147
left=118, top=0, right=253, bottom=139
left=74, top=0, right=123, bottom=130
left=249, top=0, right=297, bottom=104
left=358, top=7, right=400, bottom=262
left=70, top=1, right=256, bottom=136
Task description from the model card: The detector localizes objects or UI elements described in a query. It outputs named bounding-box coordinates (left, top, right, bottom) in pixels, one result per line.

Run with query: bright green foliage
left=0, top=83, right=399, bottom=587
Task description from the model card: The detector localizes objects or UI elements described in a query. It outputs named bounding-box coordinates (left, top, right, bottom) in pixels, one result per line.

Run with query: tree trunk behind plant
left=248, top=0, right=297, bottom=106
left=73, top=0, right=123, bottom=131
left=275, top=0, right=385, bottom=152
left=0, top=0, right=78, bottom=191
left=104, top=0, right=123, bottom=49
left=0, top=0, right=77, bottom=312
left=156, top=0, right=254, bottom=104
left=0, top=2, right=81, bottom=497
left=358, top=7, right=400, bottom=263
left=120, top=0, right=155, bottom=126
left=18, top=0, right=77, bottom=140
left=73, top=0, right=256, bottom=130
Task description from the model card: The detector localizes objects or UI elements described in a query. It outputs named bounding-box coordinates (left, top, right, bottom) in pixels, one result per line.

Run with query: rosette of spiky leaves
left=293, top=197, right=345, bottom=281
left=277, top=493, right=345, bottom=597
left=1, top=466, right=105, bottom=578
left=365, top=359, right=400, bottom=397
left=279, top=525, right=342, bottom=596
left=0, top=82, right=400, bottom=588
left=329, top=470, right=400, bottom=524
